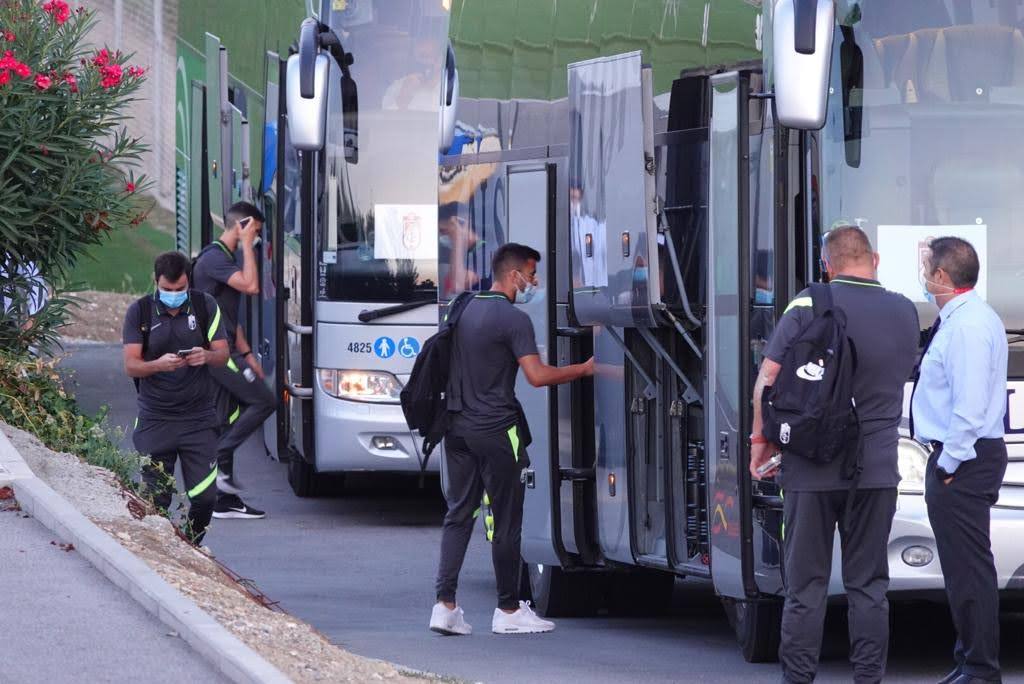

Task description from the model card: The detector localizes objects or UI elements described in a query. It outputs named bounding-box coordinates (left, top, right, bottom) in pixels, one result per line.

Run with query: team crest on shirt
left=188, top=314, right=197, bottom=331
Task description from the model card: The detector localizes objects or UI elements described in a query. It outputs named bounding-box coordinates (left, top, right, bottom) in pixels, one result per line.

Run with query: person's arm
left=124, top=343, right=184, bottom=378
left=226, top=221, right=260, bottom=295
left=234, top=324, right=265, bottom=379
left=938, top=324, right=995, bottom=474
left=749, top=357, right=782, bottom=479
left=518, top=354, right=594, bottom=388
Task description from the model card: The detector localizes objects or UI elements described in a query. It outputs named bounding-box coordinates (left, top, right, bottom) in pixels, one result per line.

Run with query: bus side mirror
left=287, top=19, right=329, bottom=151
left=772, top=0, right=834, bottom=130
left=439, top=43, right=459, bottom=154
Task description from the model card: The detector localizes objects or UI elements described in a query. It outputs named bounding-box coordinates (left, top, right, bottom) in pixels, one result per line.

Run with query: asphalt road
left=61, top=343, right=1024, bottom=683
left=0, top=503, right=224, bottom=683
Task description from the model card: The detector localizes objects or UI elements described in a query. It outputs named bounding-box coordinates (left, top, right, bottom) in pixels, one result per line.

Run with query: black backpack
left=132, top=291, right=211, bottom=391
left=189, top=242, right=230, bottom=299
left=761, top=283, right=861, bottom=470
left=400, top=291, right=475, bottom=464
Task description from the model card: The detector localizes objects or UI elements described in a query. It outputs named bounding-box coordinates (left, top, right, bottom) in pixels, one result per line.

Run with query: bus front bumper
left=313, top=392, right=437, bottom=474
left=883, top=494, right=1024, bottom=594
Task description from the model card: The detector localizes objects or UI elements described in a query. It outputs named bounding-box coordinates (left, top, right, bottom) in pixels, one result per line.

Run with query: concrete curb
left=0, top=431, right=292, bottom=684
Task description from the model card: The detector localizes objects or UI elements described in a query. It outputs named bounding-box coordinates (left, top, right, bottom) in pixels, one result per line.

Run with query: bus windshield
left=318, top=2, right=446, bottom=303
left=818, top=0, right=1024, bottom=330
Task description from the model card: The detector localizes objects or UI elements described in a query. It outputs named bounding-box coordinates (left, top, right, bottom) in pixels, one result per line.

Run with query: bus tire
left=525, top=562, right=595, bottom=617
left=287, top=448, right=321, bottom=497
left=722, top=597, right=782, bottom=663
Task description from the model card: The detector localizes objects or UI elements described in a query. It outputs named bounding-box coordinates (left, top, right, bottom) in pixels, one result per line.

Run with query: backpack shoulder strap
left=189, top=290, right=212, bottom=348
left=137, top=295, right=153, bottom=356
left=809, top=282, right=834, bottom=317
left=443, top=290, right=475, bottom=328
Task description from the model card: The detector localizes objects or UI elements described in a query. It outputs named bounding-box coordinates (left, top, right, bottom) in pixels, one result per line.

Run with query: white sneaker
left=429, top=603, right=472, bottom=636
left=491, top=601, right=555, bottom=634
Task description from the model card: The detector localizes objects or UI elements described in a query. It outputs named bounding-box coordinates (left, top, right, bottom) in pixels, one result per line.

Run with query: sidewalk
left=0, top=505, right=225, bottom=684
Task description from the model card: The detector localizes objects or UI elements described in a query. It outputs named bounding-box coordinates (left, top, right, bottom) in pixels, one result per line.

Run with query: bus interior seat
left=914, top=25, right=1024, bottom=102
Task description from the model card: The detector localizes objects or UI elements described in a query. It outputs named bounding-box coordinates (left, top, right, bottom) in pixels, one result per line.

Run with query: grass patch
left=70, top=220, right=173, bottom=294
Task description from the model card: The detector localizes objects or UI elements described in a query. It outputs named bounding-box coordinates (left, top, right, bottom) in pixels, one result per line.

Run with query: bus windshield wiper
left=358, top=298, right=436, bottom=323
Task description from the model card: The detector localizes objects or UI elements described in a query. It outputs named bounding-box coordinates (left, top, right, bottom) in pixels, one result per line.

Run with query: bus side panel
left=593, top=328, right=632, bottom=564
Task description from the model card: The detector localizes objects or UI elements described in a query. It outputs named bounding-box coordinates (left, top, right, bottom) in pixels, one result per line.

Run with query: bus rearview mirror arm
left=772, top=0, right=834, bottom=131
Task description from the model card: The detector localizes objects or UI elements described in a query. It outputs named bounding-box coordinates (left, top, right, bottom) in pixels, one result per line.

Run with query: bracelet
left=242, top=350, right=253, bottom=358
left=749, top=434, right=768, bottom=445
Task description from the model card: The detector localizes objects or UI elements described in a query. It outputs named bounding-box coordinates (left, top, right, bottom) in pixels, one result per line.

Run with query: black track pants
left=208, top=355, right=275, bottom=485
left=133, top=419, right=219, bottom=544
left=780, top=487, right=898, bottom=684
left=925, top=439, right=1007, bottom=682
left=436, top=426, right=527, bottom=611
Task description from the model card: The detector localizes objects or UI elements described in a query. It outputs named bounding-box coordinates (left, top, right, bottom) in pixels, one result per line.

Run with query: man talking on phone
left=749, top=226, right=918, bottom=683
left=123, top=251, right=228, bottom=543
left=193, top=201, right=276, bottom=520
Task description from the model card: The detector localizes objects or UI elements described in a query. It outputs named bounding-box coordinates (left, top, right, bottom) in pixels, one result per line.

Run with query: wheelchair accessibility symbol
left=397, top=337, right=421, bottom=359
left=374, top=337, right=396, bottom=359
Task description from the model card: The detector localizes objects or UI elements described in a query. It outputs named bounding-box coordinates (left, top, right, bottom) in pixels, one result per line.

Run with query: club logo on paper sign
left=374, top=337, right=396, bottom=359
left=398, top=337, right=421, bottom=359
left=402, top=213, right=422, bottom=251
left=796, top=361, right=825, bottom=382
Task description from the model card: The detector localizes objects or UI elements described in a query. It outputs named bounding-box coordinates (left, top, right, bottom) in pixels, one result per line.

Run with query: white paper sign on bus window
left=876, top=224, right=988, bottom=302
left=373, top=204, right=438, bottom=261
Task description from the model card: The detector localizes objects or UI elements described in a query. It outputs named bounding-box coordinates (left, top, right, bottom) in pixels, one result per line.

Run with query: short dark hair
left=929, top=236, right=980, bottom=288
left=225, top=201, right=265, bottom=228
left=154, top=251, right=189, bottom=282
left=438, top=202, right=465, bottom=222
left=492, top=243, right=541, bottom=280
left=822, top=225, right=873, bottom=269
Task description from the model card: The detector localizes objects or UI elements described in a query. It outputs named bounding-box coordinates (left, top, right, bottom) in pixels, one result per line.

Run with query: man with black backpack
left=421, top=243, right=593, bottom=636
left=192, top=201, right=275, bottom=520
left=750, top=226, right=918, bottom=683
left=123, top=251, right=228, bottom=544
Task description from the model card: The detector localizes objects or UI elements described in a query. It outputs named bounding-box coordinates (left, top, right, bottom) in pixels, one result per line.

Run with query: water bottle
left=242, top=367, right=256, bottom=383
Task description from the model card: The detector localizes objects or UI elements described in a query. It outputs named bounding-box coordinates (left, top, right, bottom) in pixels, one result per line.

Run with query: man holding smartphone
left=193, top=201, right=276, bottom=520
left=123, top=251, right=228, bottom=543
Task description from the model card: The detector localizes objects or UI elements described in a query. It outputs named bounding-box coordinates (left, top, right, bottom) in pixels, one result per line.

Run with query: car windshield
left=317, top=2, right=447, bottom=302
left=817, top=0, right=1024, bottom=330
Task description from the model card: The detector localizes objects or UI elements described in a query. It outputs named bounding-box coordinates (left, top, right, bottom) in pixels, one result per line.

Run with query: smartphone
left=238, top=217, right=253, bottom=229
left=756, top=453, right=782, bottom=477
left=176, top=349, right=194, bottom=358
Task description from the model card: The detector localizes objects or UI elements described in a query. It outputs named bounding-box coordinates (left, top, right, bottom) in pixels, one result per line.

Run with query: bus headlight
left=897, top=437, right=931, bottom=494
left=317, top=369, right=403, bottom=403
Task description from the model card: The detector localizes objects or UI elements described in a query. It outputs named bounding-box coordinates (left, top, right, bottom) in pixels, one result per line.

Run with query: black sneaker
left=212, top=496, right=266, bottom=519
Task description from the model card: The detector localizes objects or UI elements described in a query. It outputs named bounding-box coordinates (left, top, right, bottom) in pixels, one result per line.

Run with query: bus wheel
left=525, top=562, right=595, bottom=617
left=287, top=448, right=321, bottom=497
left=722, top=597, right=782, bottom=663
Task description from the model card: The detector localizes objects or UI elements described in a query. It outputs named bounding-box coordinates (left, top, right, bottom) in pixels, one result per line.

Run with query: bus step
left=752, top=494, right=783, bottom=510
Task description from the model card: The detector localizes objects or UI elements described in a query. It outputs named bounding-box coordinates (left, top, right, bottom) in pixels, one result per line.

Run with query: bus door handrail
left=286, top=322, right=313, bottom=335
left=286, top=382, right=313, bottom=399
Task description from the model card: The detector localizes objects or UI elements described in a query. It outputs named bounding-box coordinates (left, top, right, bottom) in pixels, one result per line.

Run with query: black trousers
left=780, top=487, right=898, bottom=684
left=925, top=439, right=1008, bottom=682
left=436, top=426, right=527, bottom=611
left=133, top=419, right=219, bottom=544
left=208, top=354, right=275, bottom=493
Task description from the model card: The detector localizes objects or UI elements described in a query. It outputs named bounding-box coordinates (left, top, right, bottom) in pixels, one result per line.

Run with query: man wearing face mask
left=123, top=251, right=228, bottom=544
left=911, top=237, right=1008, bottom=684
left=430, top=243, right=594, bottom=637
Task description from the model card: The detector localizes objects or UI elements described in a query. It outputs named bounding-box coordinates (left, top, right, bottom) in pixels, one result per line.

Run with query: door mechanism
left=719, top=431, right=730, bottom=459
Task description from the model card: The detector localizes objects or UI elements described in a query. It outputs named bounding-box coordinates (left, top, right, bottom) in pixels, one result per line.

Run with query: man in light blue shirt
left=911, top=236, right=1008, bottom=684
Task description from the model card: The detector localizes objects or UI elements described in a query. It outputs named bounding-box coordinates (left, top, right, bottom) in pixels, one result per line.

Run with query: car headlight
left=897, top=437, right=931, bottom=494
left=317, top=369, right=403, bottom=403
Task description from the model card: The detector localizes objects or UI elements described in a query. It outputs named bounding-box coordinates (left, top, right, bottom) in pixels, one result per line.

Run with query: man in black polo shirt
left=123, top=251, right=228, bottom=543
left=192, top=201, right=275, bottom=520
left=749, top=226, right=919, bottom=683
left=429, top=243, right=593, bottom=637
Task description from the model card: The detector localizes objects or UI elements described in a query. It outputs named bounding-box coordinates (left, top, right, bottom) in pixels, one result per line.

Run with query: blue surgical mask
left=922, top=279, right=953, bottom=306
left=158, top=289, right=188, bottom=309
left=754, top=288, right=774, bottom=305
left=515, top=271, right=537, bottom=304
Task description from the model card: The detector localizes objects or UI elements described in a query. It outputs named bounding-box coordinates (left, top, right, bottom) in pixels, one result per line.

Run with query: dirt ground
left=63, top=290, right=137, bottom=344
left=1, top=422, right=438, bottom=684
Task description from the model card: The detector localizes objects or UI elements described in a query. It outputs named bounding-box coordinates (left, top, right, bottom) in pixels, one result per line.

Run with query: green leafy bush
left=0, top=351, right=145, bottom=487
left=0, top=0, right=151, bottom=354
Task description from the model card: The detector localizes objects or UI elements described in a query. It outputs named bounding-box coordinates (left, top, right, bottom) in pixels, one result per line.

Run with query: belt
left=930, top=438, right=1003, bottom=451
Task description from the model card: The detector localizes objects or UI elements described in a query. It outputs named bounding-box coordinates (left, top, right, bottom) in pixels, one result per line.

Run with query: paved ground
left=62, top=343, right=1024, bottom=683
left=0, top=505, right=224, bottom=684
